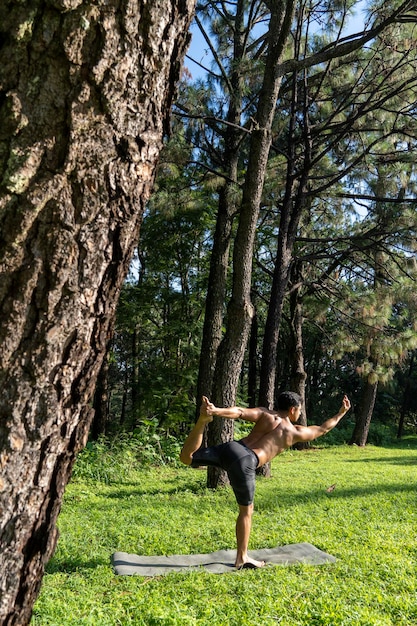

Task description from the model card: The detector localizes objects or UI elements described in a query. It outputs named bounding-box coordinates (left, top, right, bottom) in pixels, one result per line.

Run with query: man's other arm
left=294, top=395, right=351, bottom=443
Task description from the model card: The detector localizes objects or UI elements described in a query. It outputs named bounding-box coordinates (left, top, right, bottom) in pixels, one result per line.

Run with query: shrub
left=73, top=429, right=182, bottom=484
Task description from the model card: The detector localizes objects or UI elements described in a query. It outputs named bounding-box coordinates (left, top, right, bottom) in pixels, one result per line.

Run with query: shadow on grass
left=256, top=480, right=416, bottom=510
left=45, top=557, right=108, bottom=574
left=104, top=478, right=210, bottom=500
left=95, top=476, right=417, bottom=516
left=345, top=455, right=416, bottom=465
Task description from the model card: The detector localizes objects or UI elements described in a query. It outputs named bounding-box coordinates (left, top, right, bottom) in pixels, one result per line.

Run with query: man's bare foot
left=235, top=556, right=266, bottom=570
left=199, top=396, right=214, bottom=424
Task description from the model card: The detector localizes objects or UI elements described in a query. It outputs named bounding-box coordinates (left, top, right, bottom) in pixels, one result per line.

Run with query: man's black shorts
left=190, top=440, right=259, bottom=506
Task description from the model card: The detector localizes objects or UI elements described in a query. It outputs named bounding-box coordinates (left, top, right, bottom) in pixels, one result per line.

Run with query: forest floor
left=31, top=438, right=417, bottom=625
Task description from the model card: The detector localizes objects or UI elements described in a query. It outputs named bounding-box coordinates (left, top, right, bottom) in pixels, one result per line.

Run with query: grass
left=31, top=438, right=417, bottom=626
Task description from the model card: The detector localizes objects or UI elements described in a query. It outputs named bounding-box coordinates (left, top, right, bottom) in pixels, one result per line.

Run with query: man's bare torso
left=240, top=409, right=300, bottom=467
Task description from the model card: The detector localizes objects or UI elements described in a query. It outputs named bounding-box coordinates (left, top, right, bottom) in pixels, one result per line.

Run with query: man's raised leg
left=235, top=504, right=265, bottom=569
left=179, top=397, right=213, bottom=466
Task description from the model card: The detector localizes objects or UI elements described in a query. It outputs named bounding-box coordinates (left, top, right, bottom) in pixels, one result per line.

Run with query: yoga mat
left=112, top=542, right=336, bottom=576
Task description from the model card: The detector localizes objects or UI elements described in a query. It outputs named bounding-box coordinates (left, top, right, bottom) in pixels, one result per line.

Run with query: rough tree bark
left=195, top=0, right=247, bottom=473
left=258, top=44, right=312, bottom=410
left=0, top=1, right=194, bottom=624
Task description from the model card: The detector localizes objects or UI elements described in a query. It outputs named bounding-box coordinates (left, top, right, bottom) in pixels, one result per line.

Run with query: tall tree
left=348, top=252, right=417, bottom=445
left=259, top=0, right=417, bottom=408
left=397, top=350, right=417, bottom=439
left=0, top=1, right=194, bottom=623
left=180, top=0, right=278, bottom=485
left=176, top=0, right=416, bottom=487
left=194, top=0, right=258, bottom=412
left=205, top=0, right=296, bottom=487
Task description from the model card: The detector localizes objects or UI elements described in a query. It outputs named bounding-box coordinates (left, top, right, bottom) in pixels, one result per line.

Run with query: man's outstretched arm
left=179, top=396, right=263, bottom=465
left=202, top=396, right=265, bottom=423
left=294, top=395, right=351, bottom=443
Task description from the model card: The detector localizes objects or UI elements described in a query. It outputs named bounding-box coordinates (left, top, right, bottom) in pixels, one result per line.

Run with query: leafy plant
left=73, top=431, right=182, bottom=484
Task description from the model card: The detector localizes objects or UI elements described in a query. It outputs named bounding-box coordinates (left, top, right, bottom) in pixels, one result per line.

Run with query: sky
left=181, top=1, right=371, bottom=222
left=184, top=1, right=367, bottom=81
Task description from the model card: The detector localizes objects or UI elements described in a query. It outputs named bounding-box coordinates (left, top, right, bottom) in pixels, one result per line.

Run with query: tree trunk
left=288, top=264, right=309, bottom=451
left=197, top=182, right=237, bottom=404
left=397, top=351, right=415, bottom=439
left=131, top=323, right=140, bottom=425
left=195, top=0, right=256, bottom=487
left=248, top=303, right=258, bottom=408
left=207, top=3, right=296, bottom=492
left=0, top=1, right=194, bottom=623
left=91, top=351, right=110, bottom=440
left=196, top=0, right=246, bottom=414
left=120, top=367, right=129, bottom=427
left=349, top=378, right=378, bottom=446
left=288, top=264, right=307, bottom=421
left=248, top=295, right=272, bottom=478
left=258, top=66, right=313, bottom=409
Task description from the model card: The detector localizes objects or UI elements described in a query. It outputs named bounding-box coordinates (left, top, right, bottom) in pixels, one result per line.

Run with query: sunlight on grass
left=32, top=441, right=417, bottom=625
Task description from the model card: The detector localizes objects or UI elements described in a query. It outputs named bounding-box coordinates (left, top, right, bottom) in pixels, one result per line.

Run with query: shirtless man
left=180, top=391, right=351, bottom=569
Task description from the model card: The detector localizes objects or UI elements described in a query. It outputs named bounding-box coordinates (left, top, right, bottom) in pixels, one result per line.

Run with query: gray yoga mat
left=112, top=542, right=336, bottom=576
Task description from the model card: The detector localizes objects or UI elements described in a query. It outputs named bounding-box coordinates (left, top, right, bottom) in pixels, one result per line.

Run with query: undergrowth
left=73, top=429, right=182, bottom=483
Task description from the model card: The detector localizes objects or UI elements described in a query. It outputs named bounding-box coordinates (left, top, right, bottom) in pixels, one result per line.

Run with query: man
left=180, top=391, right=351, bottom=569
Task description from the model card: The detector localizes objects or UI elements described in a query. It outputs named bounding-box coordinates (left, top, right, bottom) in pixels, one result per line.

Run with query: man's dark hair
left=276, top=391, right=302, bottom=411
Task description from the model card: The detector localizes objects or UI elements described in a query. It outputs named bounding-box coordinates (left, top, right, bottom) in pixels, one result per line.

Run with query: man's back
left=241, top=412, right=298, bottom=466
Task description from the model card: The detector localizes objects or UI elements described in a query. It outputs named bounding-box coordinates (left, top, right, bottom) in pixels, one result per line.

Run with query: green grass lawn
left=31, top=439, right=417, bottom=626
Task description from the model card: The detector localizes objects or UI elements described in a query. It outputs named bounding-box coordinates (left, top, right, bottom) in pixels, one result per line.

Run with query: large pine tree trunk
left=258, top=86, right=312, bottom=409
left=208, top=0, right=296, bottom=489
left=0, top=1, right=194, bottom=624
left=195, top=0, right=246, bottom=415
left=258, top=235, right=293, bottom=408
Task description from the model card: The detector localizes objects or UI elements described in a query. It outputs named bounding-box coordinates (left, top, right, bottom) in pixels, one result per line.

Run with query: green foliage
left=73, top=432, right=182, bottom=484
left=322, top=417, right=397, bottom=447
left=106, top=130, right=216, bottom=432
left=33, top=442, right=417, bottom=625
left=102, top=0, right=417, bottom=448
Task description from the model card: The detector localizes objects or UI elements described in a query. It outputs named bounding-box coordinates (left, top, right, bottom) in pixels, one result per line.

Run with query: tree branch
left=276, top=1, right=417, bottom=77
left=333, top=193, right=417, bottom=204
